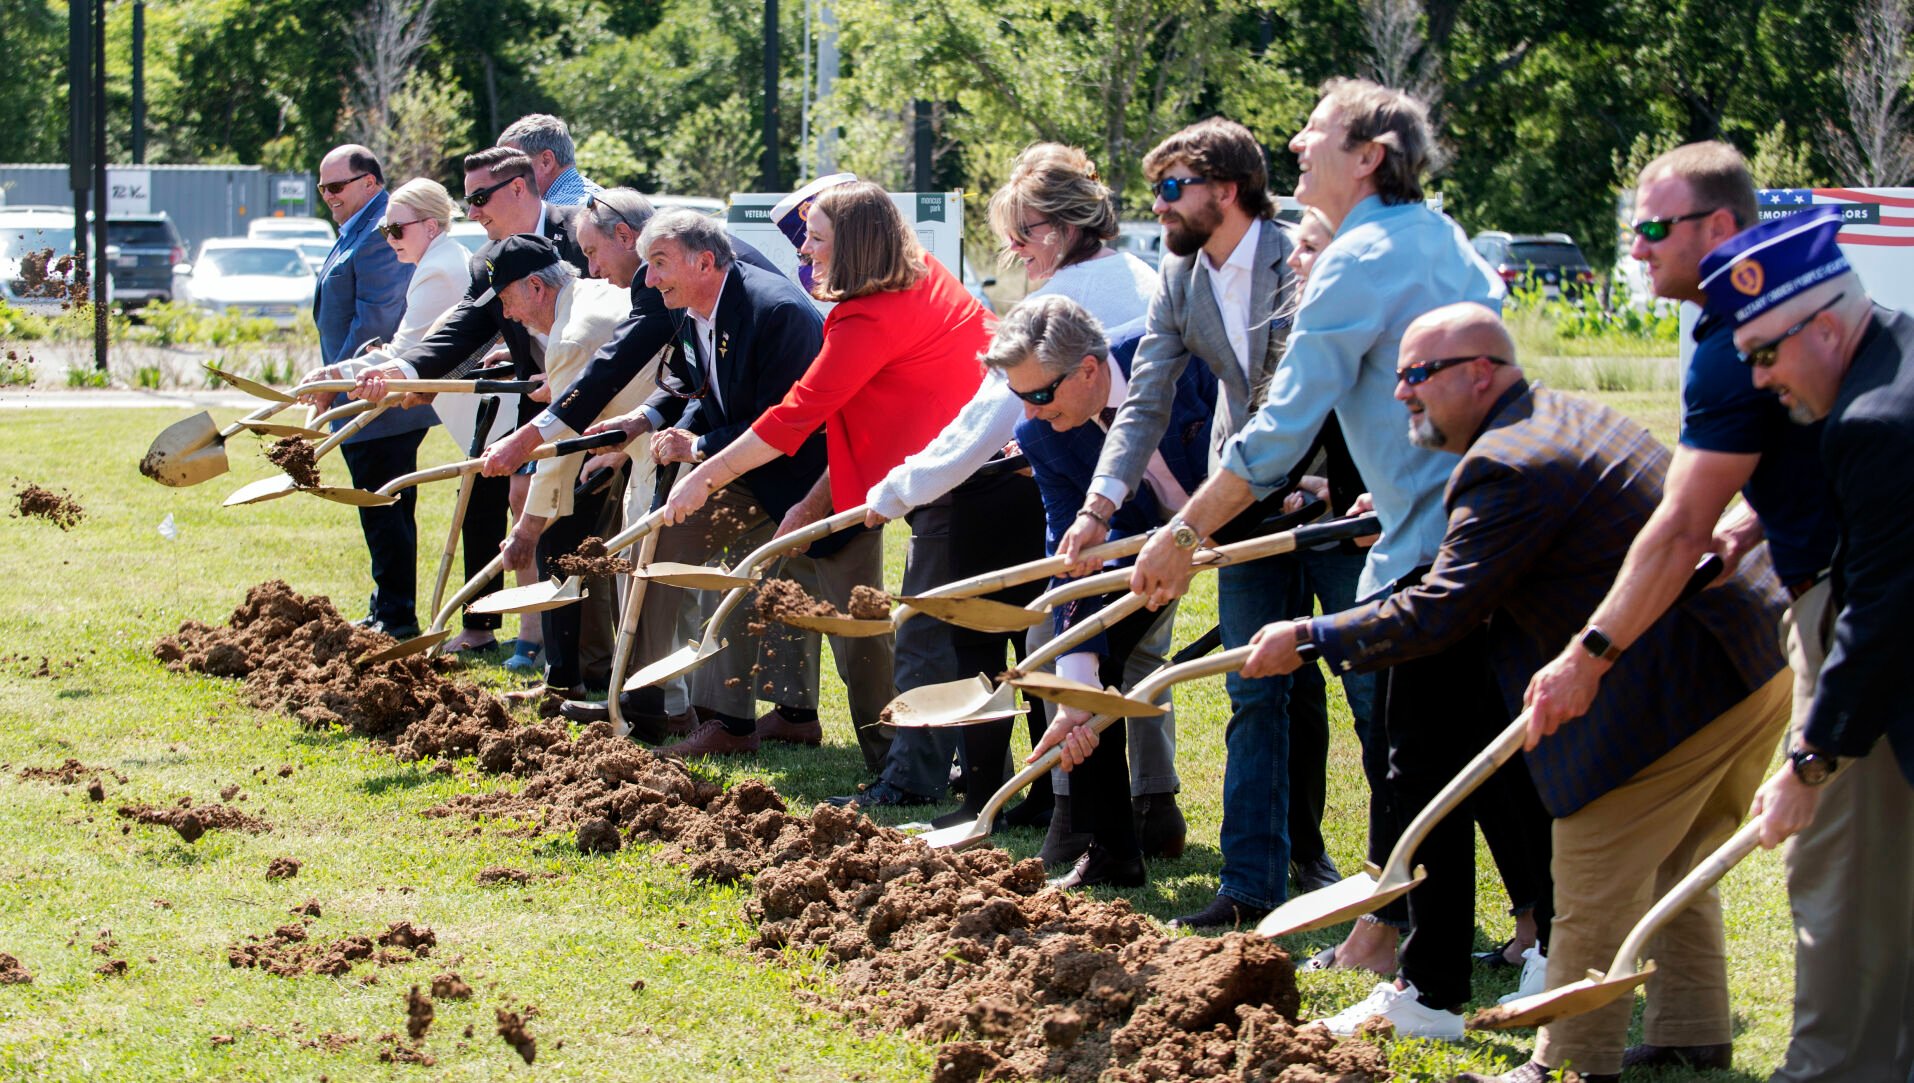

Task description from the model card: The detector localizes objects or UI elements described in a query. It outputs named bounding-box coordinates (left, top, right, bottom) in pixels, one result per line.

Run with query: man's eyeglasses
left=1009, top=368, right=1073, bottom=405
left=464, top=175, right=520, bottom=210
left=317, top=173, right=370, bottom=197
left=1150, top=176, right=1211, bottom=203
left=1397, top=355, right=1508, bottom=386
left=1631, top=209, right=1716, bottom=243
left=1738, top=293, right=1844, bottom=368
left=377, top=219, right=419, bottom=240
left=587, top=193, right=644, bottom=234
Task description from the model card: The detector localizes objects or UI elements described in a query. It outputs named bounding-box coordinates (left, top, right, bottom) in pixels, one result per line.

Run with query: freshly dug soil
left=405, top=985, right=434, bottom=1039
left=552, top=536, right=632, bottom=577
left=265, top=857, right=301, bottom=880
left=12, top=484, right=85, bottom=530
left=849, top=586, right=893, bottom=620
left=160, top=582, right=1388, bottom=1080
left=266, top=438, right=322, bottom=488
left=0, top=953, right=31, bottom=984
left=117, top=799, right=271, bottom=843
left=227, top=920, right=435, bottom=978
left=431, top=972, right=473, bottom=999
left=17, top=759, right=124, bottom=786
left=755, top=577, right=841, bottom=621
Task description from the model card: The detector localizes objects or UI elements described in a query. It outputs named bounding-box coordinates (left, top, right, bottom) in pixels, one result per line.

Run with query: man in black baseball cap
left=471, top=233, right=561, bottom=306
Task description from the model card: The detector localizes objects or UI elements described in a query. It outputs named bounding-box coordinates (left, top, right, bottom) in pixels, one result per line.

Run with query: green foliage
left=574, top=130, right=645, bottom=188
left=0, top=350, right=34, bottom=386
left=0, top=299, right=54, bottom=341
left=1751, top=121, right=1825, bottom=188
left=134, top=363, right=163, bottom=389
left=63, top=365, right=109, bottom=388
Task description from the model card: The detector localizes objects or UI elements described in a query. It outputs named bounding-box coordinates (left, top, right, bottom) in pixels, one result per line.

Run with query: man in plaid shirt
left=1245, top=303, right=1791, bottom=1074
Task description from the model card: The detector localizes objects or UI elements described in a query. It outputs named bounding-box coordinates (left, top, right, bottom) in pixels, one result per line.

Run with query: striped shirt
left=541, top=166, right=602, bottom=208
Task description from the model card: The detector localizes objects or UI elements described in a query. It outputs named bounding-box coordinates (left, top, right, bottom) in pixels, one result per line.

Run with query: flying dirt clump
left=117, top=798, right=271, bottom=843
left=496, top=1008, right=537, bottom=1065
left=848, top=586, right=893, bottom=620
left=11, top=484, right=85, bottom=530
left=266, top=438, right=322, bottom=488
left=552, top=536, right=632, bottom=577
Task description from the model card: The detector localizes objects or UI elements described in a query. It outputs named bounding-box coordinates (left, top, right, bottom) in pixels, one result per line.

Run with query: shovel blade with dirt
left=1005, top=671, right=1166, bottom=718
left=633, top=505, right=873, bottom=591
left=467, top=576, right=587, bottom=616
left=141, top=401, right=296, bottom=487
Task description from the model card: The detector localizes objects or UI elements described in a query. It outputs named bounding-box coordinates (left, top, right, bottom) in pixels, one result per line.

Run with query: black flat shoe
left=1047, top=846, right=1146, bottom=890
left=1473, top=936, right=1525, bottom=970
left=1169, top=893, right=1271, bottom=931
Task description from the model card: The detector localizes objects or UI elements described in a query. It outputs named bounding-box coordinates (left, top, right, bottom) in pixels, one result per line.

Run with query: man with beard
left=1049, top=116, right=1308, bottom=928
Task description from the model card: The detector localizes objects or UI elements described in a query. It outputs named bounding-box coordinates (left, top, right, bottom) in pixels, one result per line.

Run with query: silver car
left=172, top=239, right=315, bottom=326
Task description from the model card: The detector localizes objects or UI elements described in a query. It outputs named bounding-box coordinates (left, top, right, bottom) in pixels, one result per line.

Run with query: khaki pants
left=1536, top=669, right=1791, bottom=1076
left=1773, top=579, right=1914, bottom=1083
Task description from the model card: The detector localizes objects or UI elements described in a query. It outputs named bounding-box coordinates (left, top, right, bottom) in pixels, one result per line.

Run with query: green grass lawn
left=0, top=392, right=1793, bottom=1081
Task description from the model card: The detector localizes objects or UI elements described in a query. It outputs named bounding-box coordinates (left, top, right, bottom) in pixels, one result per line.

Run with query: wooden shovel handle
left=1605, top=820, right=1762, bottom=979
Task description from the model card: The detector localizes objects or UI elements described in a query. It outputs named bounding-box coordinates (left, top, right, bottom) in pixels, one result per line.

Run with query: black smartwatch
left=1789, top=747, right=1838, bottom=786
left=1294, top=619, right=1321, bottom=665
left=1579, top=624, right=1623, bottom=662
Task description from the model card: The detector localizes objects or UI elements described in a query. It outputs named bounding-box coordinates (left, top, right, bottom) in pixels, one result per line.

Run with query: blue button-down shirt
left=1220, top=195, right=1504, bottom=599
left=542, top=166, right=602, bottom=208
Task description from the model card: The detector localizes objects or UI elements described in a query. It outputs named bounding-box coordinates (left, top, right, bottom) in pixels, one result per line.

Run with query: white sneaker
left=1497, top=946, right=1549, bottom=1005
left=1318, top=980, right=1465, bottom=1039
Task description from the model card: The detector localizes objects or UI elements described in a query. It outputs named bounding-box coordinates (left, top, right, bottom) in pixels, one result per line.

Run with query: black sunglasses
left=317, top=173, right=370, bottom=197
left=586, top=193, right=644, bottom=234
left=1150, top=176, right=1211, bottom=203
left=1009, top=368, right=1073, bottom=405
left=464, top=175, right=520, bottom=210
left=1398, top=355, right=1507, bottom=386
left=376, top=218, right=420, bottom=240
left=1631, top=209, right=1716, bottom=243
left=1738, top=293, right=1844, bottom=368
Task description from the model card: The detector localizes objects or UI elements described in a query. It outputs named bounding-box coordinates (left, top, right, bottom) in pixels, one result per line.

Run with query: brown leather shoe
left=755, top=707, right=823, bottom=746
left=1621, top=1042, right=1730, bottom=1071
left=654, top=718, right=760, bottom=759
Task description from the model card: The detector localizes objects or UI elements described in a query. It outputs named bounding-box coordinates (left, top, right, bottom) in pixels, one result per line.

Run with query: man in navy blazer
left=312, top=144, right=428, bottom=636
left=985, top=294, right=1216, bottom=889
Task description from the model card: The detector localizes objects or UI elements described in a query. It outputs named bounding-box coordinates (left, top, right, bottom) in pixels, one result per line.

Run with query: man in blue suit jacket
left=313, top=145, right=427, bottom=636
left=982, top=294, right=1217, bottom=890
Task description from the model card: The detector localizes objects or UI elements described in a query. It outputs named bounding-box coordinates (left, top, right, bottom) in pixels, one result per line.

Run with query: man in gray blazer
left=1056, top=116, right=1308, bottom=929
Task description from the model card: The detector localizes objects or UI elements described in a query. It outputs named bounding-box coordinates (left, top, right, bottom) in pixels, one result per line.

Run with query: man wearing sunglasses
left=1243, top=302, right=1789, bottom=1072
left=1521, top=148, right=1879, bottom=1081
left=1697, top=207, right=1912, bottom=1083
left=310, top=143, right=431, bottom=640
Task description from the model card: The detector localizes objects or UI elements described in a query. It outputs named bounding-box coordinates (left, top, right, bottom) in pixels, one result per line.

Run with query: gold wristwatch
left=1168, top=516, right=1200, bottom=550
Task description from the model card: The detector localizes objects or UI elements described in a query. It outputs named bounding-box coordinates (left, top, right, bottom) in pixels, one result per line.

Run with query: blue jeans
left=1217, top=554, right=1308, bottom=910
left=1287, top=545, right=1380, bottom=867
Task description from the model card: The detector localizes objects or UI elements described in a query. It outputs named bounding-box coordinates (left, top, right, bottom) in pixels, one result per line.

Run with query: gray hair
left=582, top=187, right=655, bottom=238
left=637, top=208, right=735, bottom=269
left=498, top=114, right=578, bottom=167
left=528, top=260, right=578, bottom=292
left=981, top=294, right=1108, bottom=377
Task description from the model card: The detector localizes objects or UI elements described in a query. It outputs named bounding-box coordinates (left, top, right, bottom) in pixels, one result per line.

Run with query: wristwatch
left=1168, top=516, right=1201, bottom=551
left=1293, top=619, right=1321, bottom=665
left=1578, top=624, right=1623, bottom=663
left=1789, top=747, right=1838, bottom=785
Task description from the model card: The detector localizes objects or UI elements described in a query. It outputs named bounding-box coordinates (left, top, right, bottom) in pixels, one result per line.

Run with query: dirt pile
left=475, top=866, right=528, bottom=886
left=266, top=438, right=322, bottom=488
left=431, top=972, right=473, bottom=999
left=117, top=799, right=272, bottom=843
left=11, top=484, right=85, bottom=530
left=552, top=536, right=632, bottom=577
left=266, top=857, right=301, bottom=880
left=227, top=919, right=436, bottom=979
left=0, top=953, right=31, bottom=985
left=849, top=586, right=893, bottom=620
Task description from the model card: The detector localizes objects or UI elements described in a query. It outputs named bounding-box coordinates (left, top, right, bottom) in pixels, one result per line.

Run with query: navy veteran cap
left=1700, top=206, right=1851, bottom=329
left=473, top=233, right=561, bottom=306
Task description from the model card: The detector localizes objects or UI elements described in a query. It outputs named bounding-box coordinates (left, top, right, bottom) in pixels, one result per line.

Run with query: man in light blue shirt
left=1126, top=79, right=1552, bottom=1040
left=500, top=113, right=602, bottom=208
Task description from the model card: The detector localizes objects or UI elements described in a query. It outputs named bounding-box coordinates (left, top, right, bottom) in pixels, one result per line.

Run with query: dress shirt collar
left=338, top=191, right=380, bottom=240
left=1203, top=216, right=1261, bottom=277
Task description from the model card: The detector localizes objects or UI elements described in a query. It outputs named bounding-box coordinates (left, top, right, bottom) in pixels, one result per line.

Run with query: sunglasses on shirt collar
left=1397, top=355, right=1508, bottom=386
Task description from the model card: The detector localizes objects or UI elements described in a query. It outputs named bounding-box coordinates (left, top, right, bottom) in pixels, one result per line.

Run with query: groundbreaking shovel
left=1256, top=553, right=1727, bottom=939
left=892, top=532, right=1152, bottom=629
left=1468, top=818, right=1765, bottom=1032
left=918, top=643, right=1253, bottom=850
left=622, top=505, right=873, bottom=690
left=207, top=363, right=541, bottom=404
left=141, top=401, right=297, bottom=487
left=221, top=398, right=400, bottom=507
left=630, top=505, right=872, bottom=591
left=1008, top=625, right=1221, bottom=718
left=603, top=463, right=679, bottom=737
left=428, top=394, right=503, bottom=622
left=312, top=429, right=627, bottom=508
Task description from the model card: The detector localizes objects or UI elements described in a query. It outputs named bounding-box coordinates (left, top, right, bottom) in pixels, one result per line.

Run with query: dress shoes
left=754, top=707, right=823, bottom=746
left=1047, top=846, right=1147, bottom=890
left=1621, top=1042, right=1731, bottom=1071
left=1132, top=793, right=1188, bottom=860
left=825, top=779, right=935, bottom=809
left=1039, top=794, right=1093, bottom=871
left=1169, top=893, right=1271, bottom=931
left=653, top=718, right=760, bottom=759
left=1289, top=852, right=1342, bottom=894
left=353, top=615, right=421, bottom=640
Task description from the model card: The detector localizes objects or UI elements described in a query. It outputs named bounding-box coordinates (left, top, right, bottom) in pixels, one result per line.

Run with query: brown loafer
left=755, top=707, right=823, bottom=746
left=654, top=718, right=761, bottom=759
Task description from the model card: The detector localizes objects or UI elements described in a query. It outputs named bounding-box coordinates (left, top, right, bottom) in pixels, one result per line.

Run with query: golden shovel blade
left=356, top=628, right=451, bottom=666
left=623, top=637, right=728, bottom=691
left=204, top=363, right=295, bottom=403
left=237, top=420, right=330, bottom=440
left=882, top=674, right=1027, bottom=728
left=222, top=474, right=301, bottom=507
left=774, top=612, right=895, bottom=638
left=141, top=411, right=228, bottom=486
left=915, top=818, right=995, bottom=851
left=1255, top=862, right=1429, bottom=937
left=467, top=577, right=585, bottom=616
left=1467, top=962, right=1656, bottom=1031
left=895, top=594, right=1047, bottom=634
left=304, top=485, right=399, bottom=507
left=1007, top=672, right=1165, bottom=717
left=629, top=561, right=757, bottom=591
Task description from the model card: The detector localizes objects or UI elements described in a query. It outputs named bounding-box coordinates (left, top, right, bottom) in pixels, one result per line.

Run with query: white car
left=0, top=208, right=112, bottom=316
left=172, top=239, right=315, bottom=326
left=448, top=219, right=490, bottom=259
left=247, top=216, right=337, bottom=244
left=291, top=239, right=332, bottom=273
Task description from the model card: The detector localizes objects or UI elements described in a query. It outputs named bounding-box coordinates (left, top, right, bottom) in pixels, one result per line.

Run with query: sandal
left=1302, top=945, right=1340, bottom=971
left=502, top=640, right=542, bottom=673
left=1473, top=937, right=1524, bottom=969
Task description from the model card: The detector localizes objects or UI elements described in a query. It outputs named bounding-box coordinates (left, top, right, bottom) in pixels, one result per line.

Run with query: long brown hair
left=810, top=180, right=926, bottom=301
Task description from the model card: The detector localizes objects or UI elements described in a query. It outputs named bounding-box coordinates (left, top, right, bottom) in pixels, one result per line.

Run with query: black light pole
left=761, top=0, right=780, bottom=190
left=67, top=0, right=91, bottom=296
left=912, top=100, right=933, bottom=190
left=131, top=0, right=146, bottom=164
left=92, top=0, right=109, bottom=370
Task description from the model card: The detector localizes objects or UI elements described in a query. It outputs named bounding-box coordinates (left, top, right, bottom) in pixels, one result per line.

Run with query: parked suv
left=1471, top=231, right=1596, bottom=300
left=106, top=212, right=187, bottom=306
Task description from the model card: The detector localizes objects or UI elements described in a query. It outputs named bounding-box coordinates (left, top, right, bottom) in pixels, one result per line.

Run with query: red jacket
left=753, top=253, right=991, bottom=505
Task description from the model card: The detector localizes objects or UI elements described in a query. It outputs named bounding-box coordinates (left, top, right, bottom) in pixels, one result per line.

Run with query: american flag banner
left=1756, top=187, right=1914, bottom=314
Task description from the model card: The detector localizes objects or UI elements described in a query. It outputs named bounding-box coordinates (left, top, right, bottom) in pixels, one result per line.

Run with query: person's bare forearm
left=1179, top=469, right=1257, bottom=538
